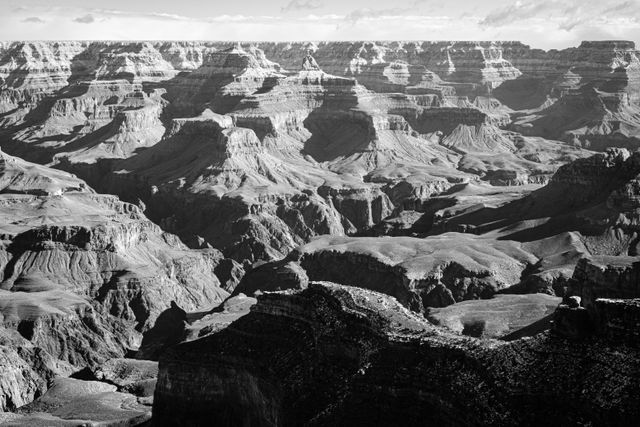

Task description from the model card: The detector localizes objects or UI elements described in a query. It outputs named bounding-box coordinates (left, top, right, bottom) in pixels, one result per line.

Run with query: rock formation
left=433, top=148, right=640, bottom=258
left=256, top=234, right=540, bottom=310
left=2, top=39, right=640, bottom=423
left=427, top=293, right=560, bottom=338
left=7, top=377, right=151, bottom=425
left=0, top=40, right=602, bottom=269
left=0, top=148, right=229, bottom=408
left=153, top=282, right=640, bottom=426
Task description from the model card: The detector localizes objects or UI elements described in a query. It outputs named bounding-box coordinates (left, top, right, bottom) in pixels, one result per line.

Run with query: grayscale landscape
left=1, top=0, right=640, bottom=425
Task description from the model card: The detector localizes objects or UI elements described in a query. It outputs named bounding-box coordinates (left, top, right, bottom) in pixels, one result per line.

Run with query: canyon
left=0, top=39, right=640, bottom=425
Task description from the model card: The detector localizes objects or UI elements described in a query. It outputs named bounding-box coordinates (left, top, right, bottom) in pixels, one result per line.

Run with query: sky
left=2, top=0, right=640, bottom=50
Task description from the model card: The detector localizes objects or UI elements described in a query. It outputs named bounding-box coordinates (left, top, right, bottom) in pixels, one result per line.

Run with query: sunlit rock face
left=0, top=149, right=227, bottom=393
left=0, top=40, right=599, bottom=268
left=0, top=42, right=87, bottom=114
left=252, top=41, right=523, bottom=94
left=165, top=45, right=286, bottom=116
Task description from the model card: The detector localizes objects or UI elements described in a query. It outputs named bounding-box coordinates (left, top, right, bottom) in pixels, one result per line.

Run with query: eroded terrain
left=1, top=40, right=640, bottom=425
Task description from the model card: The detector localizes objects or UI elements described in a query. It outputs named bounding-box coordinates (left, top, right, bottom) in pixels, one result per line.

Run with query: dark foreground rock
left=153, top=282, right=640, bottom=426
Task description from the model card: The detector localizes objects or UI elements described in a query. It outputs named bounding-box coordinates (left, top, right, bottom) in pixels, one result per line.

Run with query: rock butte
left=0, top=39, right=640, bottom=424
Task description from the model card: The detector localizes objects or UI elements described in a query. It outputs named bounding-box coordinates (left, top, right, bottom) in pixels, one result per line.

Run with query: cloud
left=73, top=14, right=95, bottom=24
left=480, top=1, right=556, bottom=27
left=89, top=8, right=195, bottom=22
left=344, top=7, right=410, bottom=24
left=602, top=1, right=638, bottom=13
left=411, top=0, right=443, bottom=8
left=281, top=0, right=323, bottom=13
left=22, top=17, right=45, bottom=24
left=480, top=0, right=640, bottom=31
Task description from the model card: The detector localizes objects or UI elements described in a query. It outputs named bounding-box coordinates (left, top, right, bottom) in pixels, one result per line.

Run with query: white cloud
left=73, top=14, right=96, bottom=24
left=480, top=0, right=640, bottom=32
left=343, top=8, right=411, bottom=24
left=282, top=0, right=324, bottom=13
left=22, top=17, right=45, bottom=24
left=480, top=1, right=556, bottom=27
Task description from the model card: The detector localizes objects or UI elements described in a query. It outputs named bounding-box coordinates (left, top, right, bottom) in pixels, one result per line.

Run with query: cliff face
left=153, top=282, right=640, bottom=426
left=569, top=256, right=640, bottom=310
left=0, top=42, right=87, bottom=114
left=552, top=255, right=640, bottom=346
left=0, top=149, right=228, bottom=409
left=166, top=45, right=285, bottom=116
left=506, top=41, right=640, bottom=146
left=430, top=149, right=640, bottom=261
left=97, top=109, right=398, bottom=262
left=252, top=41, right=523, bottom=93
left=0, top=40, right=606, bottom=266
left=0, top=327, right=70, bottom=411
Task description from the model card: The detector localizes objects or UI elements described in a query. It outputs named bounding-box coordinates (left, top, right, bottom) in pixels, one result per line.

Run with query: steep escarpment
left=553, top=255, right=640, bottom=345
left=506, top=41, right=640, bottom=97
left=166, top=45, right=285, bottom=116
left=0, top=41, right=594, bottom=268
left=0, top=149, right=228, bottom=377
left=154, top=282, right=640, bottom=426
left=10, top=79, right=167, bottom=166
left=504, top=41, right=640, bottom=149
left=0, top=327, right=70, bottom=411
left=511, top=82, right=640, bottom=149
left=100, top=109, right=395, bottom=262
left=568, top=255, right=640, bottom=311
left=0, top=42, right=87, bottom=115
left=254, top=41, right=523, bottom=94
left=432, top=149, right=640, bottom=253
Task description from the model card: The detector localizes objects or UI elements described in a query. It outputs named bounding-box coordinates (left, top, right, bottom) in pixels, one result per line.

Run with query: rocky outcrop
left=569, top=256, right=640, bottom=310
left=156, top=42, right=211, bottom=70
left=154, top=282, right=640, bottom=426
left=427, top=293, right=560, bottom=339
left=550, top=254, right=640, bottom=345
left=241, top=233, right=539, bottom=310
left=431, top=149, right=640, bottom=256
left=166, top=45, right=285, bottom=115
left=355, top=61, right=455, bottom=96
left=0, top=42, right=87, bottom=114
left=0, top=327, right=70, bottom=411
left=137, top=293, right=257, bottom=361
left=253, top=41, right=523, bottom=94
left=9, top=377, right=152, bottom=425
left=92, top=358, right=158, bottom=397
